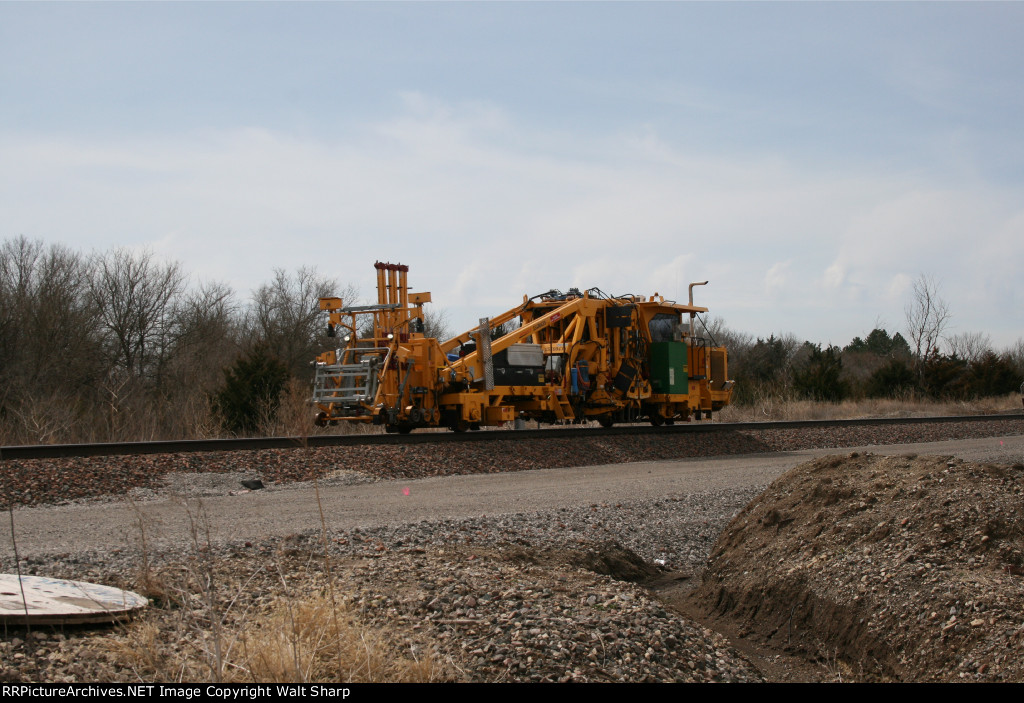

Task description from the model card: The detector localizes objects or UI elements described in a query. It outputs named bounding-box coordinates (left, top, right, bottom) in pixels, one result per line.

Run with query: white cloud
left=887, top=272, right=913, bottom=300
left=765, top=261, right=791, bottom=293
left=2, top=95, right=1022, bottom=346
left=823, top=262, right=844, bottom=289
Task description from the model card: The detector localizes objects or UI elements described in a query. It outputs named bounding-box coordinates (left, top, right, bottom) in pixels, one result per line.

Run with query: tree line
left=709, top=275, right=1023, bottom=407
left=2, top=238, right=1020, bottom=444
left=0, top=236, right=354, bottom=444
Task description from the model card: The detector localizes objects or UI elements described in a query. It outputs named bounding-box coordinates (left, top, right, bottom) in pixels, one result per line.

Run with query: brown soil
left=681, top=452, right=1024, bottom=682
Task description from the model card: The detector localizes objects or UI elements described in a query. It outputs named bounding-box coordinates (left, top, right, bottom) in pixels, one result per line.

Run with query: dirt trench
left=675, top=453, right=1024, bottom=682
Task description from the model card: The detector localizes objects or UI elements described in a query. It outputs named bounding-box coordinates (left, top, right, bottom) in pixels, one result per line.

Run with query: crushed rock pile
left=692, top=452, right=1024, bottom=682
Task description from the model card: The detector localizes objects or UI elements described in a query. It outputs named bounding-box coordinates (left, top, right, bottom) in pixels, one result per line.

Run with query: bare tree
left=945, top=331, right=992, bottom=362
left=1005, top=338, right=1024, bottom=378
left=247, top=267, right=355, bottom=378
left=158, top=280, right=244, bottom=435
left=421, top=306, right=452, bottom=340
left=702, top=316, right=753, bottom=351
left=0, top=237, right=103, bottom=443
left=89, top=247, right=188, bottom=383
left=905, top=274, right=952, bottom=367
left=1, top=240, right=100, bottom=384
left=490, top=316, right=521, bottom=341
left=172, top=280, right=241, bottom=367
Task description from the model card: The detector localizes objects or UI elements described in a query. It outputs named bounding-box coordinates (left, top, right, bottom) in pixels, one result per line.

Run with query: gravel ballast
left=3, top=418, right=1023, bottom=508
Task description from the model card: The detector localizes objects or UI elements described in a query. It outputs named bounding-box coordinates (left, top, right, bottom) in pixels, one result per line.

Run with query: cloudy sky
left=2, top=2, right=1022, bottom=349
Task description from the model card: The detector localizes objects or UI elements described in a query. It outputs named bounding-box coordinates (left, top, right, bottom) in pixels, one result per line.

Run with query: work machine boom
left=312, top=261, right=733, bottom=433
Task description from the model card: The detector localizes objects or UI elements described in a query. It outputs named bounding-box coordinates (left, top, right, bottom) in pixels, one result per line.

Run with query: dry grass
left=106, top=587, right=455, bottom=683
left=716, top=393, right=1021, bottom=423
left=258, top=379, right=318, bottom=438
left=229, top=592, right=449, bottom=683
left=257, top=379, right=385, bottom=438
left=100, top=493, right=456, bottom=683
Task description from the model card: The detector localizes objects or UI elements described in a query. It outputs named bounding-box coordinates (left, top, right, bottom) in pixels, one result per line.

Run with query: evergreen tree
left=866, top=359, right=917, bottom=398
left=793, top=344, right=849, bottom=401
left=214, top=344, right=290, bottom=435
left=964, top=351, right=1022, bottom=398
left=919, top=348, right=969, bottom=399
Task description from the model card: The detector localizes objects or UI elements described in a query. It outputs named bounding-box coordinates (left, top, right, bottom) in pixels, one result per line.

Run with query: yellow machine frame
left=312, top=261, right=733, bottom=433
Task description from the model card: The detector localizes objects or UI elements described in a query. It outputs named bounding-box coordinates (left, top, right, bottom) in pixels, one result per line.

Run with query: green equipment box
left=649, top=342, right=688, bottom=394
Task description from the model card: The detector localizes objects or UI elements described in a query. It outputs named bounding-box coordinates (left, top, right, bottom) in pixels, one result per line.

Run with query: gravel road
left=5, top=434, right=1022, bottom=559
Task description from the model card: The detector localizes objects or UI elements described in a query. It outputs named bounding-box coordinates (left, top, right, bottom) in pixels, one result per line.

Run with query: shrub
left=866, top=359, right=918, bottom=398
left=964, top=351, right=1022, bottom=398
left=214, top=344, right=290, bottom=435
left=793, top=344, right=849, bottom=402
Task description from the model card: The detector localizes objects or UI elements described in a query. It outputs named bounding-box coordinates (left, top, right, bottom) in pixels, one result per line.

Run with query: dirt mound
left=571, top=541, right=663, bottom=582
left=501, top=541, right=662, bottom=583
left=691, top=452, right=1024, bottom=682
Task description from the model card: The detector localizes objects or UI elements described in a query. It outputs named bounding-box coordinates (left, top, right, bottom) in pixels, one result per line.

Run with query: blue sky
left=2, top=2, right=1022, bottom=349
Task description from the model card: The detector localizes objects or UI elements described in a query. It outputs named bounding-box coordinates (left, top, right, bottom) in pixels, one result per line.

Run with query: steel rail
left=2, top=413, right=1023, bottom=461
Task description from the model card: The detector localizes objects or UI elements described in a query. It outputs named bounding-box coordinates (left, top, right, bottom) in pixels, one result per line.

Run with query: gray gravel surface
left=4, top=432, right=1023, bottom=560
left=2, top=428, right=1022, bottom=683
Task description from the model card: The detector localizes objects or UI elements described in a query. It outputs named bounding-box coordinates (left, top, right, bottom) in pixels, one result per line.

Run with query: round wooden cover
left=0, top=574, right=148, bottom=625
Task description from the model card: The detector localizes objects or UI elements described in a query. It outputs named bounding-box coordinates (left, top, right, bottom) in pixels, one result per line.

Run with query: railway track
left=3, top=412, right=1023, bottom=461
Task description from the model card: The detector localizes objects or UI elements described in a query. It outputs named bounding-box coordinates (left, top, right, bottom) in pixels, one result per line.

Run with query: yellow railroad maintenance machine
left=312, top=261, right=733, bottom=433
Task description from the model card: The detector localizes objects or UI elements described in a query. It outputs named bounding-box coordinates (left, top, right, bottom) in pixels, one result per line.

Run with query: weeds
left=108, top=554, right=454, bottom=683
left=6, top=502, right=31, bottom=636
left=717, top=393, right=1021, bottom=423
left=817, top=644, right=850, bottom=683
left=128, top=497, right=169, bottom=603
left=182, top=499, right=227, bottom=682
left=106, top=474, right=455, bottom=683
left=229, top=591, right=449, bottom=683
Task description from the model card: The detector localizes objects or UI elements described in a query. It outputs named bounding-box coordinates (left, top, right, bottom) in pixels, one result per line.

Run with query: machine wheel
left=314, top=412, right=329, bottom=427
left=599, top=415, right=614, bottom=428
left=649, top=412, right=664, bottom=427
